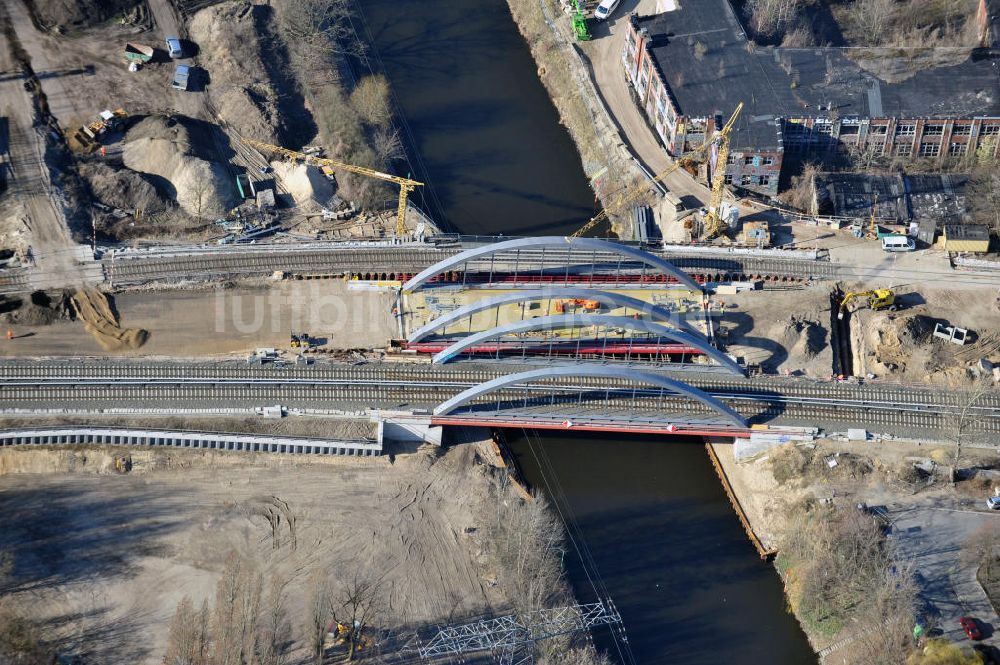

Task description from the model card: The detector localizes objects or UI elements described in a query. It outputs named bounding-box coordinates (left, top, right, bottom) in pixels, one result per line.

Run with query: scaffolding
left=416, top=600, right=622, bottom=664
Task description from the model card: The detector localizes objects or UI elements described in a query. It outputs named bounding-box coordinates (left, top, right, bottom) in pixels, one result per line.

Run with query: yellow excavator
left=570, top=103, right=744, bottom=239
left=837, top=289, right=897, bottom=320
left=242, top=138, right=423, bottom=238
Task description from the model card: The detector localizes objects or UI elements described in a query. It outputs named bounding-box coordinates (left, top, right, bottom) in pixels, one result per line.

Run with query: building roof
left=944, top=224, right=989, bottom=241
left=813, top=172, right=971, bottom=222
left=634, top=2, right=1000, bottom=150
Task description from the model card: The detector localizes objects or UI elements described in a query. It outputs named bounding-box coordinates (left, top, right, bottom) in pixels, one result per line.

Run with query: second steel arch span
left=401, top=237, right=703, bottom=292
left=431, top=314, right=742, bottom=375
left=433, top=366, right=748, bottom=428
left=407, top=287, right=699, bottom=342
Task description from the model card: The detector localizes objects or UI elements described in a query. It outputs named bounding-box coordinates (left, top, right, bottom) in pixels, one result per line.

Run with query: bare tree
left=350, top=75, right=393, bottom=128
left=373, top=126, right=404, bottom=164
left=189, top=176, right=212, bottom=221
left=305, top=572, right=333, bottom=664
left=211, top=553, right=263, bottom=665
left=276, top=0, right=362, bottom=65
left=968, top=167, right=1000, bottom=238
left=165, top=597, right=211, bottom=665
left=745, top=0, right=801, bottom=39
left=949, top=377, right=992, bottom=474
left=851, top=0, right=895, bottom=45
left=329, top=571, right=388, bottom=661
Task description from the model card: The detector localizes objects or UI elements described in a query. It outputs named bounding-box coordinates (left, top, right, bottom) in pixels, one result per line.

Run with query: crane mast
left=569, top=103, right=744, bottom=240
left=702, top=101, right=743, bottom=239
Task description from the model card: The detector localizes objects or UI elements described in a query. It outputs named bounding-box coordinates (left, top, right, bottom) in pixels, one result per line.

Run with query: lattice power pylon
left=415, top=600, right=623, bottom=664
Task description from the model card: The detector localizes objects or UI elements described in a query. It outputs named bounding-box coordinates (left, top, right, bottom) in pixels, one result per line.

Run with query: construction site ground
left=402, top=285, right=708, bottom=340
left=0, top=280, right=398, bottom=357
left=718, top=280, right=1000, bottom=385
left=0, top=438, right=503, bottom=664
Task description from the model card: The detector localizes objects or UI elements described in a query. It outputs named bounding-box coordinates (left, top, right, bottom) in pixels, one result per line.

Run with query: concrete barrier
left=0, top=427, right=382, bottom=457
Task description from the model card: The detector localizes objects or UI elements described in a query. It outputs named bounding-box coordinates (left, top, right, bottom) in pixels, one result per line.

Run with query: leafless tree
left=276, top=0, right=363, bottom=65
left=780, top=503, right=916, bottom=663
left=190, top=176, right=212, bottom=221
left=949, top=377, right=992, bottom=473
left=479, top=475, right=566, bottom=615
left=351, top=75, right=393, bottom=128
left=745, top=0, right=801, bottom=39
left=968, top=167, right=1000, bottom=238
left=165, top=597, right=211, bottom=665
left=851, top=0, right=895, bottom=45
left=373, top=126, right=404, bottom=164
left=305, top=572, right=333, bottom=664
left=329, top=571, right=388, bottom=661
left=211, top=553, right=263, bottom=665
left=777, top=162, right=819, bottom=212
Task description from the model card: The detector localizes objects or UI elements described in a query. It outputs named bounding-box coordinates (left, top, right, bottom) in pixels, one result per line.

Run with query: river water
left=358, top=1, right=815, bottom=661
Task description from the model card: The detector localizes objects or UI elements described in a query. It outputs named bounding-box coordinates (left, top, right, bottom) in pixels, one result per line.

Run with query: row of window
left=726, top=155, right=775, bottom=166
left=723, top=174, right=772, bottom=187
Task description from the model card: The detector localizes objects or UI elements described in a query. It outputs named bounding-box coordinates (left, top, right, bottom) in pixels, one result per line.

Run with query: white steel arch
left=433, top=366, right=747, bottom=428
left=431, top=314, right=742, bottom=375
left=401, top=237, right=702, bottom=292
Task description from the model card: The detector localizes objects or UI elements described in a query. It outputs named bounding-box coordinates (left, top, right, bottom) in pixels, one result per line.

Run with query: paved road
left=891, top=499, right=1000, bottom=645
left=579, top=0, right=712, bottom=205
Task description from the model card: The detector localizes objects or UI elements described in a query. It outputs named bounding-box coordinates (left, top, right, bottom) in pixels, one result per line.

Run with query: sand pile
left=189, top=2, right=295, bottom=142
left=71, top=289, right=148, bottom=352
left=122, top=116, right=235, bottom=218
left=785, top=317, right=826, bottom=360
left=270, top=160, right=334, bottom=206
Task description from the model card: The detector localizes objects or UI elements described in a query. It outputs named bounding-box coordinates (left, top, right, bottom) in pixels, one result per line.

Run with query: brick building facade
left=623, top=5, right=1000, bottom=199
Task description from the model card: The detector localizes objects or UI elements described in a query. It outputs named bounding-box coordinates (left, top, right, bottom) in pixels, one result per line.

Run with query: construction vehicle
left=570, top=103, right=743, bottom=239
left=290, top=332, right=312, bottom=349
left=71, top=108, right=128, bottom=150
left=837, top=289, right=897, bottom=320
left=571, top=0, right=592, bottom=40
left=243, top=138, right=423, bottom=238
left=701, top=101, right=744, bottom=240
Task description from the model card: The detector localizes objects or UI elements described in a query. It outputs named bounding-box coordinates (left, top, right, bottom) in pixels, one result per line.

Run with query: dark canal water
left=355, top=0, right=596, bottom=236
left=358, top=1, right=816, bottom=662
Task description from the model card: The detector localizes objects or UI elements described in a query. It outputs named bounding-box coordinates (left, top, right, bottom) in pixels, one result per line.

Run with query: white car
left=165, top=37, right=183, bottom=59
left=594, top=0, right=621, bottom=21
left=987, top=496, right=1000, bottom=510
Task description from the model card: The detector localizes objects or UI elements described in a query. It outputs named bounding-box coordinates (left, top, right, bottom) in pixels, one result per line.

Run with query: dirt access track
left=0, top=440, right=503, bottom=664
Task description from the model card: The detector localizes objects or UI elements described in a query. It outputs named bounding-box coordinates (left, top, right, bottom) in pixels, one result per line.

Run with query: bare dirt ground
left=715, top=283, right=835, bottom=376
left=848, top=281, right=1000, bottom=386
left=715, top=280, right=1000, bottom=385
left=0, top=280, right=398, bottom=357
left=0, top=441, right=503, bottom=664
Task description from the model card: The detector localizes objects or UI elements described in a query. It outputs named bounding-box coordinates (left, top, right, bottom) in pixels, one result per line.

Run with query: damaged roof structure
left=622, top=0, right=1000, bottom=197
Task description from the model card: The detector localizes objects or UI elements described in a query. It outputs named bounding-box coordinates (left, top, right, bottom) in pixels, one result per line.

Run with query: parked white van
left=881, top=235, right=916, bottom=252
left=594, top=0, right=621, bottom=21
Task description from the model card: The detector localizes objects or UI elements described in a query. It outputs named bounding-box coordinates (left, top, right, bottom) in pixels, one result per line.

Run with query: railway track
left=0, top=268, right=32, bottom=296
left=0, top=360, right=996, bottom=436
left=96, top=242, right=837, bottom=287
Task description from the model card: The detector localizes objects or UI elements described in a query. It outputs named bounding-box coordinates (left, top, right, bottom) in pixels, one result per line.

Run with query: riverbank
left=714, top=437, right=1000, bottom=662
left=503, top=0, right=646, bottom=237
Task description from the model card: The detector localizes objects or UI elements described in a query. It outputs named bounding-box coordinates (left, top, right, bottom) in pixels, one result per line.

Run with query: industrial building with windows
left=622, top=0, right=1000, bottom=198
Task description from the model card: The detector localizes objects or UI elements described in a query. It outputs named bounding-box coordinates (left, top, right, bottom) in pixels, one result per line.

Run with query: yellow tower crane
left=242, top=138, right=423, bottom=238
left=569, top=103, right=744, bottom=239
left=702, top=101, right=744, bottom=240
